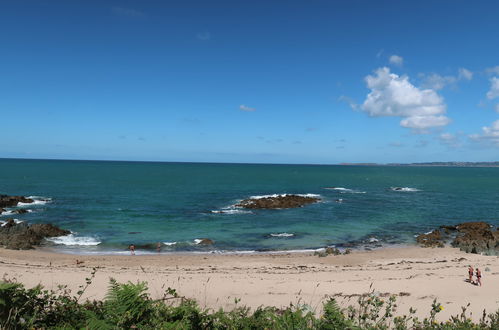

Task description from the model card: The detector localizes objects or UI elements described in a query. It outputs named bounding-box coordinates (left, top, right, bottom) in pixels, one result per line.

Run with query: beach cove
left=1, top=246, right=498, bottom=322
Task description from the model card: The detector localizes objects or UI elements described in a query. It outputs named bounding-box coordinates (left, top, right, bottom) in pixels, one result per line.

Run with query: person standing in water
left=129, top=244, right=135, bottom=255
left=156, top=242, right=161, bottom=253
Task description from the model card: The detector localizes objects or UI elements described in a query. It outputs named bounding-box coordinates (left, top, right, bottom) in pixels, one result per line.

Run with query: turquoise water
left=1, top=159, right=498, bottom=254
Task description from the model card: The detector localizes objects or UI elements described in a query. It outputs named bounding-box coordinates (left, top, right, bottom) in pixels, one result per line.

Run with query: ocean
left=1, top=158, right=498, bottom=254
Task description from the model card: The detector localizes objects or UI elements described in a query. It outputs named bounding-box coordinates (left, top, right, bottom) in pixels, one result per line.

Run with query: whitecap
left=0, top=219, right=23, bottom=227
left=163, top=241, right=177, bottom=246
left=18, top=196, right=52, bottom=207
left=249, top=193, right=321, bottom=199
left=46, top=234, right=101, bottom=246
left=390, top=187, right=420, bottom=192
left=324, top=187, right=366, bottom=194
left=368, top=237, right=379, bottom=243
left=211, top=208, right=252, bottom=215
left=270, top=233, right=295, bottom=238
left=0, top=210, right=14, bottom=216
left=193, top=239, right=202, bottom=244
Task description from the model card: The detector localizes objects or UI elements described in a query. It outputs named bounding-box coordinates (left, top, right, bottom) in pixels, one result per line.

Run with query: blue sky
left=1, top=0, right=499, bottom=164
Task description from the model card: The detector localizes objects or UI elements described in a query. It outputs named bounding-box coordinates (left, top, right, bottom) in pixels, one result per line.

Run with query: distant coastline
left=340, top=161, right=499, bottom=167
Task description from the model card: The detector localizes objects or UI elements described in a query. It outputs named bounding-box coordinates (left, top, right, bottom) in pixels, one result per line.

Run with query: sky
left=1, top=0, right=499, bottom=164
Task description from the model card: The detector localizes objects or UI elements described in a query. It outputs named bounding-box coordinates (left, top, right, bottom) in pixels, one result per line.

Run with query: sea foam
left=390, top=187, right=420, bottom=192
left=269, top=233, right=295, bottom=238
left=249, top=193, right=321, bottom=199
left=324, top=187, right=366, bottom=194
left=18, top=196, right=52, bottom=207
left=46, top=234, right=101, bottom=246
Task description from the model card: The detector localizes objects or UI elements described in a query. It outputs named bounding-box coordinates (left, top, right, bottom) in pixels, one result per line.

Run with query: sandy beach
left=1, top=246, right=498, bottom=322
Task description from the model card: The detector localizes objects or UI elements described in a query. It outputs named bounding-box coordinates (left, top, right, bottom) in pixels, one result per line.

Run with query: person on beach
left=468, top=265, right=474, bottom=283
left=476, top=268, right=482, bottom=286
left=129, top=244, right=135, bottom=255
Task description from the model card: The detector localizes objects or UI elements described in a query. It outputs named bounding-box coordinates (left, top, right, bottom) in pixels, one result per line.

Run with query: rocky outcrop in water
left=236, top=195, right=320, bottom=209
left=416, top=222, right=499, bottom=255
left=196, top=238, right=214, bottom=245
left=0, top=220, right=70, bottom=250
left=416, top=230, right=445, bottom=248
left=0, top=195, right=33, bottom=208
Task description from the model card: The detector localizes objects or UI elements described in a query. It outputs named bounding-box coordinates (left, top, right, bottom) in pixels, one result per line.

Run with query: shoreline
left=1, top=245, right=498, bottom=322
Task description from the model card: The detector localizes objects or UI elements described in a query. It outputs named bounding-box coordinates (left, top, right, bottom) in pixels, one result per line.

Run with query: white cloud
left=389, top=55, right=403, bottom=66
left=420, top=67, right=472, bottom=90
left=469, top=120, right=499, bottom=146
left=239, top=104, right=255, bottom=112
left=361, top=67, right=449, bottom=131
left=486, top=77, right=499, bottom=99
left=420, top=73, right=457, bottom=90
left=458, top=68, right=473, bottom=80
left=400, top=115, right=450, bottom=129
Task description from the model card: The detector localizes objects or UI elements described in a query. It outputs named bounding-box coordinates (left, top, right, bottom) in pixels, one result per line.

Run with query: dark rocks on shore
left=416, top=230, right=445, bottom=248
left=0, top=195, right=34, bottom=208
left=235, top=194, right=320, bottom=209
left=416, top=222, right=499, bottom=255
left=451, top=222, right=499, bottom=254
left=0, top=220, right=70, bottom=250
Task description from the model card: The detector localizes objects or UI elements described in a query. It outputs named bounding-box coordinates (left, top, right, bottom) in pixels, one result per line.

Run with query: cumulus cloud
left=469, top=120, right=499, bottom=146
left=458, top=68, right=473, bottom=80
left=361, top=67, right=449, bottom=131
left=486, top=77, right=499, bottom=99
left=239, top=104, right=255, bottom=112
left=389, top=55, right=403, bottom=66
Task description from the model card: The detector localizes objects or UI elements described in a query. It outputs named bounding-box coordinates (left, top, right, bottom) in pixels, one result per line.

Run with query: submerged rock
left=236, top=194, right=320, bottom=209
left=0, top=221, right=70, bottom=250
left=0, top=195, right=34, bottom=208
left=197, top=238, right=214, bottom=245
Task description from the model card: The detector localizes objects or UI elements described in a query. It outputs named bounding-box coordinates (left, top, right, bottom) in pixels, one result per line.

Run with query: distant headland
left=340, top=161, right=499, bottom=167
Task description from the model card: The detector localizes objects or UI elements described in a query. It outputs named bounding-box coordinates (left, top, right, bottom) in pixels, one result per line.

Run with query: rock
left=12, top=209, right=29, bottom=214
left=451, top=222, right=499, bottom=255
left=0, top=221, right=70, bottom=250
left=30, top=223, right=70, bottom=238
left=416, top=230, right=445, bottom=248
left=235, top=194, right=320, bottom=209
left=0, top=195, right=34, bottom=208
left=197, top=238, right=214, bottom=245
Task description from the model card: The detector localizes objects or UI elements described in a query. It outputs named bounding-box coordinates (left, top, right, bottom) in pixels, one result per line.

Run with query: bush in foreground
left=1, top=272, right=498, bottom=329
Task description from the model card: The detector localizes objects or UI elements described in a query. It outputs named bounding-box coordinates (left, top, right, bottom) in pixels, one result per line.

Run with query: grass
left=0, top=269, right=498, bottom=329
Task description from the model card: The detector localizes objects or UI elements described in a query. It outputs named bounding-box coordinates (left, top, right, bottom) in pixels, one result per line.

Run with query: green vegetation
left=1, top=270, right=498, bottom=329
